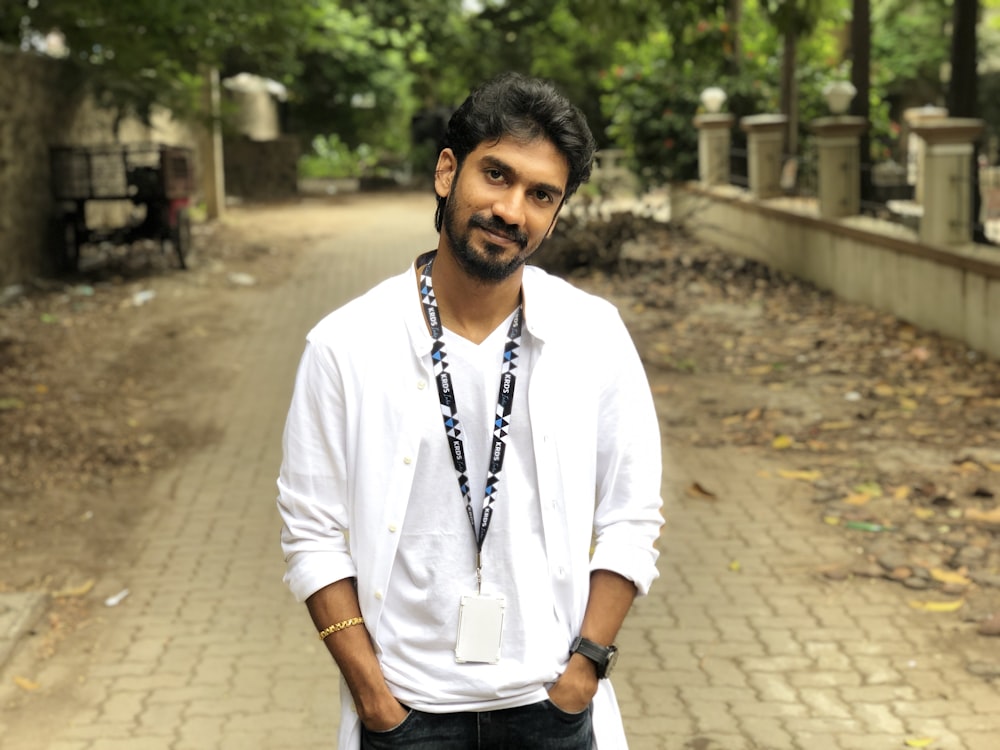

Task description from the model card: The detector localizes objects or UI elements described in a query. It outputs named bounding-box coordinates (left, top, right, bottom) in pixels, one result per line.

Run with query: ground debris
left=561, top=218, right=1000, bottom=627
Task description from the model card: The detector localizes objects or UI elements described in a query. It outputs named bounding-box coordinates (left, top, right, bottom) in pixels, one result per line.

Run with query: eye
left=485, top=168, right=505, bottom=182
left=534, top=190, right=553, bottom=203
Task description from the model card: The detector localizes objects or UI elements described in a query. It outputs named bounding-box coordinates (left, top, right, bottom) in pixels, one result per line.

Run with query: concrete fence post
left=810, top=116, right=867, bottom=219
left=739, top=114, right=788, bottom=199
left=910, top=118, right=984, bottom=246
left=693, top=113, right=734, bottom=186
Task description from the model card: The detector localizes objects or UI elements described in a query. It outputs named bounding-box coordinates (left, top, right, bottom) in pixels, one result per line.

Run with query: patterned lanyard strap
left=419, top=259, right=522, bottom=567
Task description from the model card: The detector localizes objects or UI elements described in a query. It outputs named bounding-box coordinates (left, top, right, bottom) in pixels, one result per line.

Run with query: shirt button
left=403, top=456, right=413, bottom=465
left=375, top=590, right=384, bottom=600
left=417, top=380, right=427, bottom=389
left=556, top=567, right=566, bottom=578
left=388, top=524, right=398, bottom=533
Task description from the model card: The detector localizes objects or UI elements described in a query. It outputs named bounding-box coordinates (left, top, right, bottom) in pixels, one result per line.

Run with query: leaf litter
left=541, top=212, right=1000, bottom=638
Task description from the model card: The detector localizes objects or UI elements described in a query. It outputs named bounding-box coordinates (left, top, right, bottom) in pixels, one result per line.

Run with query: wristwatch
left=569, top=636, right=619, bottom=679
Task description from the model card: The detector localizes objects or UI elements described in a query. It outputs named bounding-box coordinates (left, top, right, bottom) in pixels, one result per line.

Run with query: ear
left=434, top=148, right=458, bottom=199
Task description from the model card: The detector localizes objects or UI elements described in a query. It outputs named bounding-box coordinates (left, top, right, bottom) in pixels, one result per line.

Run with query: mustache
left=469, top=214, right=528, bottom=247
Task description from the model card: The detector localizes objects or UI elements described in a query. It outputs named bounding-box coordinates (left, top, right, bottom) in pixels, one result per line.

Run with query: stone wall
left=673, top=183, right=1000, bottom=360
left=0, top=47, right=85, bottom=283
left=223, top=136, right=299, bottom=202
left=0, top=47, right=198, bottom=286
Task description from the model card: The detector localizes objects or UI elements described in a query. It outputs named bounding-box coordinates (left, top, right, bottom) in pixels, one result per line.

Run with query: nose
left=491, top=192, right=526, bottom=229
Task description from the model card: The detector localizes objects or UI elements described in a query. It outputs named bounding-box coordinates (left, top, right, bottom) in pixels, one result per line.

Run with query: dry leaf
left=952, top=460, right=983, bottom=474
left=912, top=507, right=935, bottom=520
left=686, top=482, right=717, bottom=500
left=929, top=568, right=971, bottom=586
left=964, top=507, right=1000, bottom=527
left=843, top=493, right=872, bottom=506
left=951, top=386, right=983, bottom=398
left=721, top=414, right=743, bottom=426
left=853, top=482, right=883, bottom=497
left=52, top=579, right=96, bottom=598
left=13, top=676, right=40, bottom=692
left=908, top=599, right=964, bottom=613
left=904, top=738, right=935, bottom=748
left=893, top=486, right=912, bottom=501
left=819, top=420, right=853, bottom=431
left=874, top=383, right=895, bottom=397
left=772, top=435, right=794, bottom=450
left=778, top=469, right=822, bottom=482
left=899, top=397, right=919, bottom=411
left=745, top=407, right=762, bottom=422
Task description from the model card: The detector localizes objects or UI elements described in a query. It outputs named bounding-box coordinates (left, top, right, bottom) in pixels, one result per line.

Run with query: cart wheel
left=170, top=208, right=191, bottom=269
left=62, top=216, right=81, bottom=273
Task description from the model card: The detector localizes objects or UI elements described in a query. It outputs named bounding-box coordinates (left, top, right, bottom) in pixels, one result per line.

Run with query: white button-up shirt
left=278, top=255, right=664, bottom=748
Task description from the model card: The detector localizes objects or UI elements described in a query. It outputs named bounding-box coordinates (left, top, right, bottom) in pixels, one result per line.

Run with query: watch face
left=603, top=646, right=619, bottom=677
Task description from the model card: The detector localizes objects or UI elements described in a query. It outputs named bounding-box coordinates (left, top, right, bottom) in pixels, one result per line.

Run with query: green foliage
left=599, top=20, right=778, bottom=187
left=0, top=0, right=309, bottom=121
left=298, top=134, right=377, bottom=179
left=5, top=0, right=987, bottom=184
left=758, top=0, right=829, bottom=35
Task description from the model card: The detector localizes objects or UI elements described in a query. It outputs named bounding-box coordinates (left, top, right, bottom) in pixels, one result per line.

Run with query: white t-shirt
left=378, top=311, right=563, bottom=711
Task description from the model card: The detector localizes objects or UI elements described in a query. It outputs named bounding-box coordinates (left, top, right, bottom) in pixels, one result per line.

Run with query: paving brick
left=735, top=716, right=797, bottom=749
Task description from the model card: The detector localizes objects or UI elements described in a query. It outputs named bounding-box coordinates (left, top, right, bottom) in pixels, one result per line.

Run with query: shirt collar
left=404, top=252, right=553, bottom=358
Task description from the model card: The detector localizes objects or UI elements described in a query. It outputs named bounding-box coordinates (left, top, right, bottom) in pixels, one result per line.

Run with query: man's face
left=435, top=136, right=569, bottom=283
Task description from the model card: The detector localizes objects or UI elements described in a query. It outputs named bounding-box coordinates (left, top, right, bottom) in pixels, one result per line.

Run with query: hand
left=359, top=695, right=409, bottom=732
left=547, top=654, right=599, bottom=713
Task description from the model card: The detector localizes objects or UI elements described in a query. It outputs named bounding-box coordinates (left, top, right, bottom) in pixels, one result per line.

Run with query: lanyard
left=419, top=259, right=522, bottom=592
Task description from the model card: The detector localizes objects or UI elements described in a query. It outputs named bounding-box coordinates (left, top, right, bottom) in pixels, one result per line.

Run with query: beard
left=442, top=197, right=537, bottom=283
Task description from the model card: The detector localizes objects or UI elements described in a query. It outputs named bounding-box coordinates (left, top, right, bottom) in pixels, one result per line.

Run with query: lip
left=477, top=225, right=519, bottom=247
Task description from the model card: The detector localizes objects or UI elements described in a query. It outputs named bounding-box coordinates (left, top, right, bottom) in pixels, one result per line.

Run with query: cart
left=50, top=143, right=195, bottom=271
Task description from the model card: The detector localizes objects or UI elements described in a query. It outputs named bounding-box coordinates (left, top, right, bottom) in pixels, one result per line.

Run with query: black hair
left=434, top=72, right=596, bottom=232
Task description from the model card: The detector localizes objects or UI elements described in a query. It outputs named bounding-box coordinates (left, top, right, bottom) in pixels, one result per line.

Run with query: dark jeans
left=360, top=700, right=593, bottom=750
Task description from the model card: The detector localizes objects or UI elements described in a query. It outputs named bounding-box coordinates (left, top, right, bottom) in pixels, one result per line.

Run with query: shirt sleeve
left=589, top=311, right=664, bottom=597
left=277, top=338, right=358, bottom=602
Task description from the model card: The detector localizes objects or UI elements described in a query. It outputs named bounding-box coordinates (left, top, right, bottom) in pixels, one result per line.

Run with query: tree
left=759, top=0, right=828, bottom=154
left=0, top=0, right=311, bottom=121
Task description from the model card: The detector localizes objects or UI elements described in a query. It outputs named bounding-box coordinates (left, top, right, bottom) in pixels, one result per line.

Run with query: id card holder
left=455, top=593, right=505, bottom=664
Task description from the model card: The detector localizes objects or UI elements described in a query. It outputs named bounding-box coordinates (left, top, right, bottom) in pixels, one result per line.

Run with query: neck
left=420, top=250, right=523, bottom=345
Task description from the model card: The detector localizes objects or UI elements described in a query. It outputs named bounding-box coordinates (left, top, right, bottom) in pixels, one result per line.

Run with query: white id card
left=455, top=593, right=505, bottom=664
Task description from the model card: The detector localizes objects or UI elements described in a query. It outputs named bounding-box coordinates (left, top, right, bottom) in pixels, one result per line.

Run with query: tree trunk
left=850, top=0, right=872, bottom=206
left=947, top=0, right=984, bottom=240
left=781, top=33, right=798, bottom=156
left=727, top=0, right=743, bottom=72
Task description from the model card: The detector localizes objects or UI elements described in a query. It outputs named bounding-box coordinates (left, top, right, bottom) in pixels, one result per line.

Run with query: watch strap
left=570, top=636, right=615, bottom=678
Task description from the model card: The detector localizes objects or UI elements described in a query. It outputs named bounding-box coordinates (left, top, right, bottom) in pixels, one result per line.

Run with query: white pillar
left=903, top=105, right=947, bottom=203
left=810, top=116, right=867, bottom=219
left=740, top=114, right=787, bottom=199
left=693, top=113, right=734, bottom=186
left=910, top=118, right=984, bottom=246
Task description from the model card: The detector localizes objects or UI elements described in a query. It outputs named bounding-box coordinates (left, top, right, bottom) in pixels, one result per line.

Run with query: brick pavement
left=1, top=192, right=998, bottom=749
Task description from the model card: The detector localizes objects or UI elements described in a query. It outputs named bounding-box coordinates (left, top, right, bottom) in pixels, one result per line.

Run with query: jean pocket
left=364, top=708, right=416, bottom=736
left=543, top=698, right=591, bottom=719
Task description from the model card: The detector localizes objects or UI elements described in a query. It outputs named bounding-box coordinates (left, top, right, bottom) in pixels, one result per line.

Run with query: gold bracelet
left=318, top=616, right=364, bottom=641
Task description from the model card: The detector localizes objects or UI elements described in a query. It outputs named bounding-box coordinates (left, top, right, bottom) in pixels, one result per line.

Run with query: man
left=277, top=72, right=663, bottom=749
